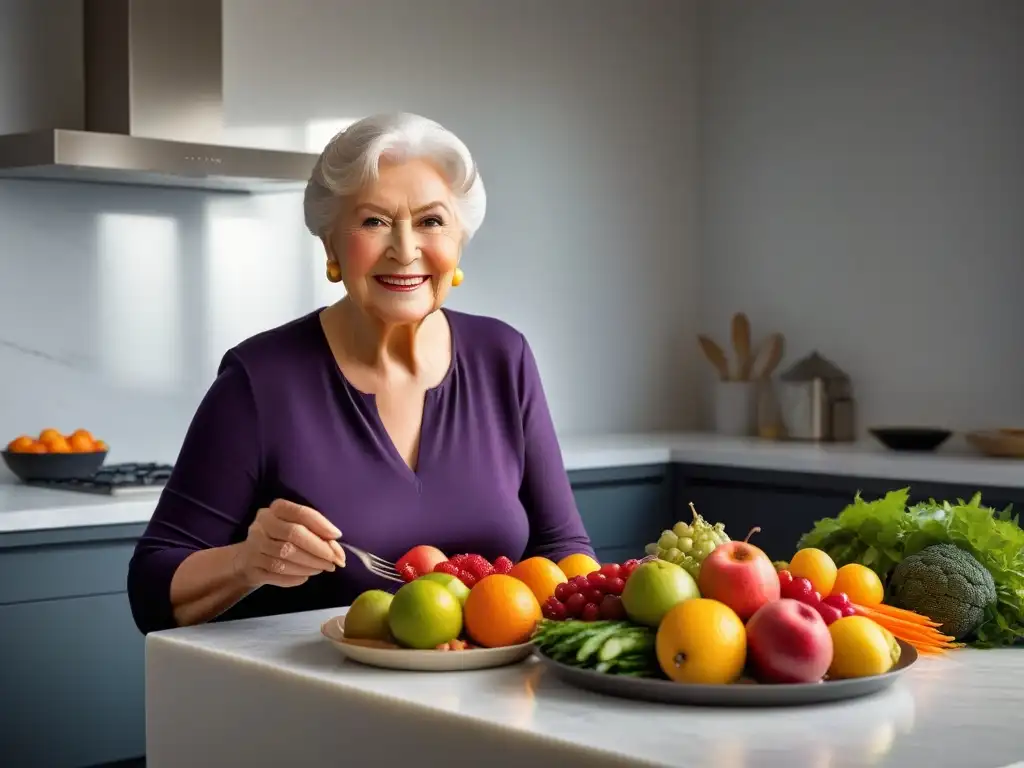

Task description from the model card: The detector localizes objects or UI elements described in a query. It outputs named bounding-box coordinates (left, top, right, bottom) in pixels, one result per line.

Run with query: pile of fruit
left=344, top=547, right=612, bottom=652
left=6, top=428, right=108, bottom=454
left=341, top=502, right=960, bottom=687
left=534, top=505, right=959, bottom=686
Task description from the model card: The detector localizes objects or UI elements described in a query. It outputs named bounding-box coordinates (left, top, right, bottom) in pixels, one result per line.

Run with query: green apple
left=621, top=560, right=700, bottom=627
left=344, top=590, right=394, bottom=641
left=418, top=572, right=471, bottom=606
left=388, top=580, right=463, bottom=649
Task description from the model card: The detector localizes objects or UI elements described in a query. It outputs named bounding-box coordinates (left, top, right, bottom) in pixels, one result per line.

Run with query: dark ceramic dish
left=1, top=450, right=108, bottom=482
left=869, top=427, right=952, bottom=453
left=534, top=640, right=917, bottom=707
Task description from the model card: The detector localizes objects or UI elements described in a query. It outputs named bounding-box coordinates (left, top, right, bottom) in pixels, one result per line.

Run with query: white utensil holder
left=712, top=381, right=756, bottom=437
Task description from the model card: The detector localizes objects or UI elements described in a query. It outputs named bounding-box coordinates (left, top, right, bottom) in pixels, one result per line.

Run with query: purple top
left=127, top=309, right=594, bottom=633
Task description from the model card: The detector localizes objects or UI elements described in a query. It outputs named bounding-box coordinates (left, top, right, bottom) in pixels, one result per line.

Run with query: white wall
left=0, top=0, right=700, bottom=475
left=697, top=0, right=1024, bottom=434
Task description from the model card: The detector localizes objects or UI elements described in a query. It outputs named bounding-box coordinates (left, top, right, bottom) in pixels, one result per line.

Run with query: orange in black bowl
left=1, top=450, right=108, bottom=482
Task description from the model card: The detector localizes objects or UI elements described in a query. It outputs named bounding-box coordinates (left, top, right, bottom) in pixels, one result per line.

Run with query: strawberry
left=433, top=561, right=461, bottom=577
left=398, top=563, right=419, bottom=582
left=457, top=569, right=478, bottom=588
left=449, top=553, right=469, bottom=568
left=493, top=556, right=514, bottom=574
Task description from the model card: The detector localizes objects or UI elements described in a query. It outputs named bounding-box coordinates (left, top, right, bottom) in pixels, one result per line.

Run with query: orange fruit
left=94, top=440, right=109, bottom=452
left=68, top=433, right=97, bottom=453
left=6, top=435, right=35, bottom=453
left=832, top=564, right=884, bottom=606
left=463, top=574, right=541, bottom=648
left=70, top=429, right=94, bottom=442
left=24, top=441, right=48, bottom=454
left=38, top=428, right=63, bottom=442
left=656, top=598, right=747, bottom=684
left=508, top=556, right=567, bottom=603
left=40, top=435, right=72, bottom=453
left=789, top=548, right=838, bottom=596
left=557, top=553, right=601, bottom=579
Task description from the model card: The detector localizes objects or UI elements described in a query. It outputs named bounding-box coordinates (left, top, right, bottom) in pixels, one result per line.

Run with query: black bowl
left=1, top=450, right=108, bottom=482
left=869, top=427, right=952, bottom=453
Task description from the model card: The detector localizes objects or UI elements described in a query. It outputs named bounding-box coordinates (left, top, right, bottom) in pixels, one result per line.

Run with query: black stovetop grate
left=27, top=462, right=174, bottom=496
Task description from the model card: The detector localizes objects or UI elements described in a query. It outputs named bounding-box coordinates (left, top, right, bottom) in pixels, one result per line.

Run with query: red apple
left=696, top=528, right=781, bottom=621
left=746, top=598, right=834, bottom=684
left=396, top=545, right=448, bottom=576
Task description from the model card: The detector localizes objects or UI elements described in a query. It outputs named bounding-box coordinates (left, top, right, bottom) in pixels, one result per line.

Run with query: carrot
left=859, top=601, right=943, bottom=627
left=852, top=604, right=961, bottom=653
left=854, top=606, right=955, bottom=641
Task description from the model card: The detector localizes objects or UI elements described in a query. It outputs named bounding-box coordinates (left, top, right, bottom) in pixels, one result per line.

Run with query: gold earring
left=326, top=261, right=342, bottom=283
left=451, top=267, right=464, bottom=287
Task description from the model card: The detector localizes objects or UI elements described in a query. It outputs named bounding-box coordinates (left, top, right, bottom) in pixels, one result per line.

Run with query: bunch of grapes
left=644, top=502, right=730, bottom=580
left=542, top=559, right=647, bottom=622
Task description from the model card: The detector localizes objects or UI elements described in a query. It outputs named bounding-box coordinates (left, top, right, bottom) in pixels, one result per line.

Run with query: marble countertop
left=3, top=431, right=1023, bottom=534
left=145, top=607, right=1024, bottom=768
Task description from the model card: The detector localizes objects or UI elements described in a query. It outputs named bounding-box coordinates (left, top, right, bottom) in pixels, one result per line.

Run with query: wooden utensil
left=732, top=313, right=753, bottom=380
left=752, top=333, right=785, bottom=380
left=697, top=335, right=730, bottom=380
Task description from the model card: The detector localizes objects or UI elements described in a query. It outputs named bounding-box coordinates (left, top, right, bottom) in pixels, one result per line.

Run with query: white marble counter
left=146, top=607, right=1024, bottom=768
left=3, top=432, right=1023, bottom=534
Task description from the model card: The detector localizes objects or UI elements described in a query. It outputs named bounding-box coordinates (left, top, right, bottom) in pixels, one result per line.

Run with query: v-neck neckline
left=311, top=307, right=458, bottom=482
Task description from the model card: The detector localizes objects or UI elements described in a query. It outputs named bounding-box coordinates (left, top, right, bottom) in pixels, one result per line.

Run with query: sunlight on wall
left=204, top=212, right=302, bottom=373
left=97, top=213, right=183, bottom=392
left=305, top=117, right=360, bottom=152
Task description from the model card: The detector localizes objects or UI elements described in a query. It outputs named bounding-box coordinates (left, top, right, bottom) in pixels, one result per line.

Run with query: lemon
left=828, top=615, right=899, bottom=679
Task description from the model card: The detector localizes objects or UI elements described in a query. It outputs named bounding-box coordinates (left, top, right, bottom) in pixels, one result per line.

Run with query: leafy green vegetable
left=797, top=489, right=1024, bottom=647
left=888, top=543, right=996, bottom=640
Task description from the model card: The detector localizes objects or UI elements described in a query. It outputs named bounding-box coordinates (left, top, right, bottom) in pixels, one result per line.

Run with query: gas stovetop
left=28, top=462, right=173, bottom=496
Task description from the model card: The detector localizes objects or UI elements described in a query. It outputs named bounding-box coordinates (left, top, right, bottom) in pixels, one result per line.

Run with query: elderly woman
left=127, top=113, right=594, bottom=633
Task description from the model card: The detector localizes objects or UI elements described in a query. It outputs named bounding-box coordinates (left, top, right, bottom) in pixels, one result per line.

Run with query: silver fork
left=339, top=542, right=404, bottom=584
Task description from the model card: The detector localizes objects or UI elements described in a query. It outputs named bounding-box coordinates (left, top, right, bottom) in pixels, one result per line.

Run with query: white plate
left=320, top=615, right=533, bottom=672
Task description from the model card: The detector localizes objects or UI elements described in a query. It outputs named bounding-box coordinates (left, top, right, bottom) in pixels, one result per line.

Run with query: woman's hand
left=235, top=499, right=346, bottom=588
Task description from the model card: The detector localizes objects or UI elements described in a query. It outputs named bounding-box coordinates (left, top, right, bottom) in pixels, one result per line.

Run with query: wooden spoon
left=732, top=313, right=753, bottom=380
left=752, top=333, right=785, bottom=380
left=697, top=335, right=730, bottom=380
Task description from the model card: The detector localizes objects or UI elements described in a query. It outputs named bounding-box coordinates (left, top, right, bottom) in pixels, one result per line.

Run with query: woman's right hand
left=235, top=499, right=347, bottom=588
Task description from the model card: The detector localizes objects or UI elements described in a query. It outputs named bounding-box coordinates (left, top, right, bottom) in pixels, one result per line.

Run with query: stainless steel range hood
left=0, top=0, right=320, bottom=193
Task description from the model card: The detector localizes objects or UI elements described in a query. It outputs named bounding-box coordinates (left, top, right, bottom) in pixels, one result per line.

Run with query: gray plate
left=535, top=639, right=918, bottom=707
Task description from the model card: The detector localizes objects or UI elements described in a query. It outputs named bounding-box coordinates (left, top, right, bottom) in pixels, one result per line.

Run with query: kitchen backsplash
left=0, top=179, right=332, bottom=469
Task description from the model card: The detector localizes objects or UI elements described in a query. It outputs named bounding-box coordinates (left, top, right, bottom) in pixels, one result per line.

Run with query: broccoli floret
left=889, top=543, right=996, bottom=640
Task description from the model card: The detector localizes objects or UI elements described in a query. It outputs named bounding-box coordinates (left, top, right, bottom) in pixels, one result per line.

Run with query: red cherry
left=570, top=575, right=589, bottom=590
left=580, top=603, right=601, bottom=621
left=599, top=563, right=621, bottom=579
left=604, top=577, right=626, bottom=595
left=823, top=592, right=852, bottom=610
left=815, top=602, right=843, bottom=626
left=598, top=594, right=627, bottom=620
left=564, top=593, right=587, bottom=617
left=583, top=588, right=604, bottom=604
left=778, top=569, right=794, bottom=586
left=790, top=577, right=814, bottom=600
left=586, top=571, right=608, bottom=588
left=554, top=582, right=575, bottom=602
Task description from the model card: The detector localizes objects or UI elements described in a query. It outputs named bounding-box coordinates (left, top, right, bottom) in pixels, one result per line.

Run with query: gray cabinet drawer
left=0, top=593, right=146, bottom=767
left=0, top=540, right=135, bottom=604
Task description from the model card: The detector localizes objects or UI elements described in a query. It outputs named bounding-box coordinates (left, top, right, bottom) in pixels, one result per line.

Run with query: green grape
left=672, top=521, right=694, bottom=538
left=645, top=502, right=731, bottom=579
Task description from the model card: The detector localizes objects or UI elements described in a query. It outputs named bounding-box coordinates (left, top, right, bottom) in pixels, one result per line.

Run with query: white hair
left=303, top=112, right=487, bottom=242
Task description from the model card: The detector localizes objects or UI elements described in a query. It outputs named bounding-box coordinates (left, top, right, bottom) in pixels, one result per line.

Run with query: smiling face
left=325, top=158, right=464, bottom=326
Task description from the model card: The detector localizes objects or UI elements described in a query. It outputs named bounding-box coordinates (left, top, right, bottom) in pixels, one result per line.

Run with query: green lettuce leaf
left=796, top=489, right=1024, bottom=647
